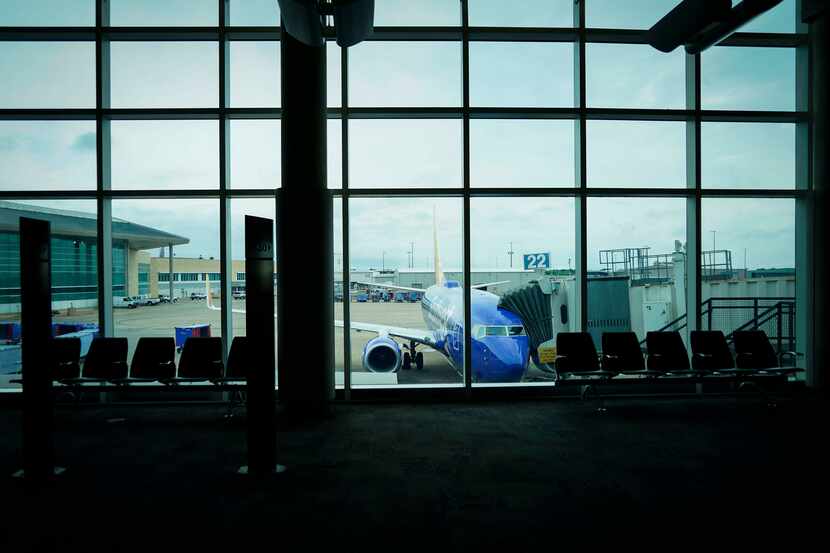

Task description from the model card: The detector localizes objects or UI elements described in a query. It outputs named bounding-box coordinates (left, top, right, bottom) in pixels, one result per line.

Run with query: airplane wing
left=335, top=319, right=440, bottom=349
left=351, top=281, right=425, bottom=293
left=471, top=280, right=511, bottom=289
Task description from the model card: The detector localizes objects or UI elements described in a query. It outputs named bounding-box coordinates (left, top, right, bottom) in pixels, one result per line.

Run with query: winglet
left=433, top=206, right=445, bottom=287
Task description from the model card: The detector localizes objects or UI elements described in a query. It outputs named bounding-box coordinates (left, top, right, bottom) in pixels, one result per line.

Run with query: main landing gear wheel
left=402, top=352, right=412, bottom=371
left=415, top=351, right=424, bottom=370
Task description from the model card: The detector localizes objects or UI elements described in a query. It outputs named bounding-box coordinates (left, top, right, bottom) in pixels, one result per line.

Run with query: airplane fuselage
left=421, top=281, right=530, bottom=383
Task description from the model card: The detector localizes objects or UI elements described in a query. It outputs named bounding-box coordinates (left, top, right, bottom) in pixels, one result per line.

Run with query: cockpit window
left=508, top=326, right=525, bottom=336
left=474, top=325, right=526, bottom=338
left=485, top=326, right=508, bottom=337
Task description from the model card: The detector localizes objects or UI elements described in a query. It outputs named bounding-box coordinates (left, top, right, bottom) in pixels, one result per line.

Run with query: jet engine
left=362, top=335, right=402, bottom=372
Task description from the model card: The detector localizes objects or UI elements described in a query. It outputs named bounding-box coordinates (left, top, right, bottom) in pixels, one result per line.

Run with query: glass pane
left=470, top=119, right=575, bottom=188
left=333, top=197, right=344, bottom=388
left=702, top=47, right=795, bottom=111
left=110, top=0, right=217, bottom=26
left=702, top=198, right=796, bottom=363
left=1, top=199, right=99, bottom=390
left=230, top=198, right=276, bottom=380
left=327, top=42, right=342, bottom=108
left=588, top=197, right=687, bottom=344
left=230, top=0, right=280, bottom=26
left=230, top=41, right=280, bottom=108
left=468, top=0, right=572, bottom=27
left=587, top=121, right=686, bottom=188
left=111, top=42, right=218, bottom=108
left=113, top=199, right=220, bottom=364
left=587, top=44, right=685, bottom=109
left=348, top=197, right=464, bottom=387
left=349, top=42, right=461, bottom=107
left=739, top=0, right=797, bottom=33
left=374, top=0, right=460, bottom=26
left=349, top=120, right=462, bottom=189
left=0, top=121, right=96, bottom=191
left=587, top=0, right=680, bottom=30
left=328, top=119, right=342, bottom=189
left=702, top=122, right=795, bottom=189
left=111, top=120, right=219, bottom=190
left=471, top=197, right=576, bottom=385
left=0, top=0, right=94, bottom=26
left=470, top=43, right=574, bottom=107
left=0, top=42, right=95, bottom=109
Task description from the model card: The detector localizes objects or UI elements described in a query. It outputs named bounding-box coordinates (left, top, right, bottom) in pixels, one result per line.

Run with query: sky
left=0, top=0, right=800, bottom=272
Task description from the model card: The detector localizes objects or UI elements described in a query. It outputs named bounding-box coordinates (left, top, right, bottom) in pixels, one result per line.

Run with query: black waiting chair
left=645, top=331, right=700, bottom=376
left=733, top=330, right=803, bottom=376
left=117, top=337, right=176, bottom=383
left=52, top=337, right=82, bottom=381
left=690, top=330, right=735, bottom=373
left=61, top=337, right=128, bottom=383
left=555, top=332, right=614, bottom=411
left=174, top=337, right=224, bottom=383
left=221, top=336, right=249, bottom=384
left=601, top=331, right=659, bottom=377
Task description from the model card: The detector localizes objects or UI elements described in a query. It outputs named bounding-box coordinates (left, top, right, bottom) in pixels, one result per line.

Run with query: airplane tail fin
left=433, top=206, right=445, bottom=287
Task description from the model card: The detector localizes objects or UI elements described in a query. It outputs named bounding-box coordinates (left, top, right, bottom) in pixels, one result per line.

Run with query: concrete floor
left=0, top=396, right=826, bottom=550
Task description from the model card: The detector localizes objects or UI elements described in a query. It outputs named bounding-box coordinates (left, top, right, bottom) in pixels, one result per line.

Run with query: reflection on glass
left=702, top=46, right=795, bottom=111
left=0, top=0, right=93, bottom=26
left=111, top=120, right=219, bottom=190
left=112, top=199, right=220, bottom=364
left=470, top=42, right=574, bottom=107
left=471, top=197, right=576, bottom=385
left=230, top=42, right=280, bottom=108
left=111, top=42, right=218, bottom=109
left=587, top=0, right=680, bottom=29
left=110, top=0, right=216, bottom=26
left=374, top=0, right=459, bottom=26
left=587, top=44, right=685, bottom=109
left=702, top=198, right=796, bottom=361
left=588, top=197, right=687, bottom=343
left=349, top=42, right=461, bottom=107
left=470, top=120, right=575, bottom=188
left=0, top=121, right=96, bottom=191
left=469, top=0, right=572, bottom=27
left=702, top=123, right=795, bottom=189
left=0, top=42, right=95, bottom=109
left=587, top=121, right=685, bottom=188
left=349, top=120, right=462, bottom=189
left=348, top=198, right=464, bottom=386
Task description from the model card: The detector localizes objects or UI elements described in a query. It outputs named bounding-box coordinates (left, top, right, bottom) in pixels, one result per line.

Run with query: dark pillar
left=244, top=215, right=280, bottom=474
left=809, top=5, right=829, bottom=392
left=278, top=28, right=335, bottom=414
left=18, top=217, right=56, bottom=481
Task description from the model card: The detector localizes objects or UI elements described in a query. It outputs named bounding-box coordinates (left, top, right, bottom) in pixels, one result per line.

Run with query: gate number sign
left=523, top=253, right=550, bottom=270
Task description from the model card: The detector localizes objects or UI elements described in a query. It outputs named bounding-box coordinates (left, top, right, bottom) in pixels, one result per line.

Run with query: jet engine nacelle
left=362, top=335, right=401, bottom=373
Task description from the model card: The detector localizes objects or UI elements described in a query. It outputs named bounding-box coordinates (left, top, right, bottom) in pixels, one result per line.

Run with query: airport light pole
left=507, top=242, right=515, bottom=268
left=711, top=230, right=717, bottom=252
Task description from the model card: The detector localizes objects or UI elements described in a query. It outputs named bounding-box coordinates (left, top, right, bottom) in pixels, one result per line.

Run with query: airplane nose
left=478, top=339, right=528, bottom=383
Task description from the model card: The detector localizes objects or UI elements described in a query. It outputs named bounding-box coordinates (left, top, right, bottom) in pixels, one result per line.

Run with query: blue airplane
left=207, top=212, right=532, bottom=383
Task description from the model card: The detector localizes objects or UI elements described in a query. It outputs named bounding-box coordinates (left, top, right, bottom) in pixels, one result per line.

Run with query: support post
left=16, top=218, right=60, bottom=481
left=278, top=28, right=334, bottom=414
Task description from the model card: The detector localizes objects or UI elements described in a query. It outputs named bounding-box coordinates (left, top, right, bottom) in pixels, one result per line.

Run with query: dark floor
left=1, top=393, right=827, bottom=551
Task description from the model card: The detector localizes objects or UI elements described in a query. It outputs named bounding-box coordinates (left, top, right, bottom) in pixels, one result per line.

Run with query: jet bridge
left=498, top=281, right=560, bottom=374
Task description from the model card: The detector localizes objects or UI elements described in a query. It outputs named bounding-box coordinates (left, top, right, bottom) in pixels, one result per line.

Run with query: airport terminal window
left=702, top=123, right=796, bottom=190
left=470, top=120, right=575, bottom=188
left=349, top=42, right=462, bottom=107
left=469, top=42, right=574, bottom=108
left=0, top=0, right=810, bottom=393
left=586, top=44, right=685, bottom=109
left=587, top=121, right=686, bottom=188
left=0, top=121, right=96, bottom=192
left=468, top=0, right=572, bottom=27
left=0, top=42, right=95, bottom=109
left=111, top=120, right=219, bottom=190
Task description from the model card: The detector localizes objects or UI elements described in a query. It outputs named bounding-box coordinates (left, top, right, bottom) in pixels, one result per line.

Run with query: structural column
left=278, top=29, right=334, bottom=412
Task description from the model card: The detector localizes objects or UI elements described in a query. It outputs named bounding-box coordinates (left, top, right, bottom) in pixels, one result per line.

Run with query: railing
left=641, top=296, right=796, bottom=354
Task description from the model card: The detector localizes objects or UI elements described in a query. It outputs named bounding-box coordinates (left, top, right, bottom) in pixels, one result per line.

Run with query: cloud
left=71, top=131, right=96, bottom=152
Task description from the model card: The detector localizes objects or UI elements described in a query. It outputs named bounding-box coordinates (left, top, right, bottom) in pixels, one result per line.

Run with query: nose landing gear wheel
left=402, top=352, right=412, bottom=370
left=415, top=351, right=424, bottom=370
